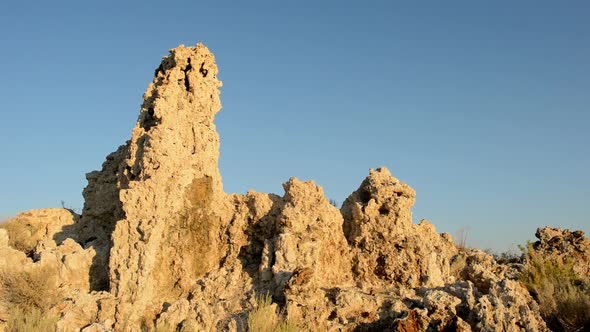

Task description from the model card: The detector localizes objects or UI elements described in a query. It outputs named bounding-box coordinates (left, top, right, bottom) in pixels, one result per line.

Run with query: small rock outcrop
left=342, top=168, right=457, bottom=289
left=1, top=43, right=586, bottom=331
left=532, top=227, right=590, bottom=277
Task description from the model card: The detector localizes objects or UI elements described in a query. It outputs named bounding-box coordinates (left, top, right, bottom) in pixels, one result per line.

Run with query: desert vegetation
left=247, top=294, right=298, bottom=332
left=0, top=219, right=37, bottom=255
left=4, top=307, right=58, bottom=332
left=0, top=264, right=60, bottom=331
left=520, top=243, right=590, bottom=331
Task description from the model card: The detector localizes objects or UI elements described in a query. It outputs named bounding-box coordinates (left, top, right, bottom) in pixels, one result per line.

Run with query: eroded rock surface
left=104, top=44, right=230, bottom=329
left=532, top=227, right=590, bottom=277
left=342, top=168, right=457, bottom=289
left=0, top=43, right=582, bottom=331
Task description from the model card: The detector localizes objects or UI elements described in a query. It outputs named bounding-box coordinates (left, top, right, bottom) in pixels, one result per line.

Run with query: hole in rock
left=182, top=58, right=192, bottom=92
left=199, top=62, right=208, bottom=77
left=359, top=189, right=371, bottom=204
left=328, top=311, right=338, bottom=320
left=141, top=106, right=160, bottom=131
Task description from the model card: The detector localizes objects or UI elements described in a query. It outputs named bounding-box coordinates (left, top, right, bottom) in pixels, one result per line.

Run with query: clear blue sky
left=0, top=1, right=588, bottom=252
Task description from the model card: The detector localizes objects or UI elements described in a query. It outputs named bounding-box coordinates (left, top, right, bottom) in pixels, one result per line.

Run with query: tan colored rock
left=0, top=232, right=29, bottom=326
left=0, top=210, right=95, bottom=292
left=423, top=290, right=462, bottom=326
left=0, top=230, right=29, bottom=269
left=342, top=167, right=457, bottom=289
left=1, top=209, right=79, bottom=254
left=285, top=284, right=413, bottom=331
left=532, top=227, right=590, bottom=277
left=0, top=210, right=101, bottom=331
left=271, top=178, right=352, bottom=292
left=36, top=238, right=95, bottom=292
left=98, top=44, right=232, bottom=329
left=472, top=280, right=549, bottom=331
left=56, top=291, right=115, bottom=332
left=2, top=43, right=578, bottom=331
left=154, top=299, right=190, bottom=331
left=0, top=209, right=96, bottom=294
left=56, top=292, right=100, bottom=332
left=81, top=323, right=112, bottom=332
left=0, top=229, right=8, bottom=248
left=393, top=308, right=430, bottom=332
left=451, top=249, right=515, bottom=294
left=77, top=144, right=130, bottom=292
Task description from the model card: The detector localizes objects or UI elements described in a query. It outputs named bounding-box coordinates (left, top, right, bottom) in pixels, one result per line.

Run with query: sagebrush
left=0, top=264, right=61, bottom=331
left=247, top=294, right=298, bottom=332
left=520, top=243, right=590, bottom=332
left=0, top=264, right=60, bottom=311
left=6, top=307, right=58, bottom=332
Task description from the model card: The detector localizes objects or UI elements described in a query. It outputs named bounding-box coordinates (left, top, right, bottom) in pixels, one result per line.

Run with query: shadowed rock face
left=1, top=43, right=577, bottom=331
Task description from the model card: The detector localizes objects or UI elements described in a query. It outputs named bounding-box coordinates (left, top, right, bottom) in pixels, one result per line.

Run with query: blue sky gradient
left=0, top=1, right=588, bottom=251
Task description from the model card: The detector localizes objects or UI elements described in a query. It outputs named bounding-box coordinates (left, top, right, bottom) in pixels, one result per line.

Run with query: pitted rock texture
left=342, top=168, right=457, bottom=289
left=0, top=209, right=94, bottom=292
left=532, top=227, right=590, bottom=277
left=1, top=209, right=79, bottom=254
left=104, top=44, right=229, bottom=328
left=270, top=178, right=353, bottom=293
left=0, top=43, right=581, bottom=332
left=0, top=210, right=100, bottom=331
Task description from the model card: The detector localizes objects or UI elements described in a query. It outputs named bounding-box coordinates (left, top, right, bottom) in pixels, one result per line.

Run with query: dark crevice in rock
left=359, top=189, right=371, bottom=204
left=183, top=58, right=192, bottom=92
left=199, top=62, right=208, bottom=77
left=141, top=106, right=161, bottom=132
left=154, top=63, right=164, bottom=77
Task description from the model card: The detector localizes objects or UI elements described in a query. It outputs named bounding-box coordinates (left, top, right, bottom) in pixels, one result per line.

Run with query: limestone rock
left=393, top=308, right=430, bottom=332
left=81, top=323, right=112, bottom=332
left=0, top=230, right=7, bottom=248
left=1, top=209, right=79, bottom=254
left=0, top=230, right=29, bottom=269
left=56, top=291, right=115, bottom=332
left=533, top=227, right=590, bottom=277
left=342, top=167, right=457, bottom=289
left=36, top=238, right=95, bottom=292
left=90, top=44, right=228, bottom=328
left=451, top=249, right=516, bottom=294
left=423, top=290, right=462, bottom=327
left=2, top=43, right=585, bottom=331
left=472, top=280, right=549, bottom=331
left=0, top=211, right=95, bottom=291
left=271, top=178, right=352, bottom=292
left=77, top=145, right=130, bottom=291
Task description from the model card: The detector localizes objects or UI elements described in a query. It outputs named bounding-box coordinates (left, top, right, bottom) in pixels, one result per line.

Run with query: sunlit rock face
left=1, top=43, right=571, bottom=332
left=342, top=167, right=458, bottom=289
left=533, top=227, right=590, bottom=276
left=99, top=45, right=229, bottom=327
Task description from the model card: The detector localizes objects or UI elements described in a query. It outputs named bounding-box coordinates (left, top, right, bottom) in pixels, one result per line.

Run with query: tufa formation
left=0, top=44, right=588, bottom=332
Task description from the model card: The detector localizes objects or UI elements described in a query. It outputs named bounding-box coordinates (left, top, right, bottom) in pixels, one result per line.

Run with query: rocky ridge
left=0, top=43, right=587, bottom=331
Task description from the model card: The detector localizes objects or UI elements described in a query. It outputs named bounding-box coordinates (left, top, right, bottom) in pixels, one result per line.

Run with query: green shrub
left=520, top=243, right=590, bottom=331
left=247, top=294, right=298, bottom=332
